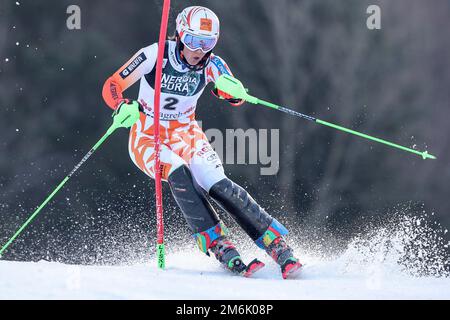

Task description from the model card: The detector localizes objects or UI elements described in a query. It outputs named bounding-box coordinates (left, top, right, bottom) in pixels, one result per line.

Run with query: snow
left=1, top=211, right=448, bottom=299
left=0, top=246, right=449, bottom=300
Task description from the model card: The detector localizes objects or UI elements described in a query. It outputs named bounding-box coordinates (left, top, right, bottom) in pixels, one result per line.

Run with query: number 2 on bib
left=163, top=97, right=179, bottom=110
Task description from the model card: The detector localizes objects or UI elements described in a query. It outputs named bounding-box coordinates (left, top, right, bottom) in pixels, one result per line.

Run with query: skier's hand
left=211, top=88, right=244, bottom=107
left=117, top=99, right=144, bottom=112
left=111, top=99, right=142, bottom=129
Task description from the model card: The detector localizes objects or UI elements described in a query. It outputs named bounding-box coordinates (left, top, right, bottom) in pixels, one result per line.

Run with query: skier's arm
left=206, top=55, right=245, bottom=107
left=102, top=44, right=158, bottom=110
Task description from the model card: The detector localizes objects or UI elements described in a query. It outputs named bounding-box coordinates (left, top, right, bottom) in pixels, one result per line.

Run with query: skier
left=102, top=6, right=302, bottom=279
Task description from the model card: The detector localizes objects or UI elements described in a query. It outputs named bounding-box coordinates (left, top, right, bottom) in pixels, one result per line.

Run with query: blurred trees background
left=0, top=0, right=449, bottom=264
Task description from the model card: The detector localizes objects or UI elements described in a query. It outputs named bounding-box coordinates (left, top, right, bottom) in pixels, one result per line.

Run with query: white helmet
left=176, top=6, right=220, bottom=54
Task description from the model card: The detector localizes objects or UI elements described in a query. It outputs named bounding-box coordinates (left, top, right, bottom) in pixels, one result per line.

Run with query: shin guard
left=208, top=178, right=274, bottom=241
left=168, top=165, right=220, bottom=235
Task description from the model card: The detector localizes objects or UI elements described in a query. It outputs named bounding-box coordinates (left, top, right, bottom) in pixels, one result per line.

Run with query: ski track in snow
left=1, top=248, right=449, bottom=300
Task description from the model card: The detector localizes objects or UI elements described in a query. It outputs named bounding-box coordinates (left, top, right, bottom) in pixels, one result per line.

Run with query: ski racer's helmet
left=175, top=6, right=220, bottom=71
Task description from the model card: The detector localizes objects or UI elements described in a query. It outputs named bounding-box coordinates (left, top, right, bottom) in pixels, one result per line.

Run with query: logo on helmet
left=200, top=18, right=212, bottom=32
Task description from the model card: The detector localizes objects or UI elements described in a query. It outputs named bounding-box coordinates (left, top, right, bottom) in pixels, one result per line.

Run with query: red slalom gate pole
left=153, top=0, right=170, bottom=269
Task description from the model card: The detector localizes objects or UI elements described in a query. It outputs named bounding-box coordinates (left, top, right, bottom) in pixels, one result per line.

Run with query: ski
left=281, top=259, right=303, bottom=279
left=242, top=259, right=265, bottom=277
left=224, top=257, right=265, bottom=278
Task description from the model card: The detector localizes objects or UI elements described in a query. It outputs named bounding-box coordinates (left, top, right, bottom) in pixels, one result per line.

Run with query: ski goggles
left=180, top=33, right=217, bottom=53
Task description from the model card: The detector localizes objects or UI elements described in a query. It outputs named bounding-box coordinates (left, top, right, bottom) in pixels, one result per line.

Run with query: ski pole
left=214, top=75, right=437, bottom=160
left=0, top=102, right=141, bottom=258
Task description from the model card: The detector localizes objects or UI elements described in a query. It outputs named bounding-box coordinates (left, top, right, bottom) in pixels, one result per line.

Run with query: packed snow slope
left=0, top=250, right=449, bottom=300
left=1, top=246, right=449, bottom=299
left=1, top=213, right=449, bottom=299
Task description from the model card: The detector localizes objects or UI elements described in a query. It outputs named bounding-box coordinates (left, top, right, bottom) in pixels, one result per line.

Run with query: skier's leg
left=167, top=164, right=219, bottom=233
left=186, top=132, right=301, bottom=276
left=168, top=164, right=246, bottom=273
left=129, top=136, right=220, bottom=241
left=158, top=121, right=249, bottom=273
left=208, top=178, right=274, bottom=240
left=208, top=178, right=302, bottom=278
left=185, top=122, right=279, bottom=241
left=207, top=178, right=287, bottom=246
left=128, top=118, right=244, bottom=272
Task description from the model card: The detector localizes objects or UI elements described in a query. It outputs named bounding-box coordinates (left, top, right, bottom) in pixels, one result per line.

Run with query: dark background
left=1, top=0, right=449, bottom=269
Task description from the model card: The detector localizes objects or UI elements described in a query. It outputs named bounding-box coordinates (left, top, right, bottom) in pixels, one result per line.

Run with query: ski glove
left=211, top=88, right=245, bottom=107
left=117, top=99, right=144, bottom=112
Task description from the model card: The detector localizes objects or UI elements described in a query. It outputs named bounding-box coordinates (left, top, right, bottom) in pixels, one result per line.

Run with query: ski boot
left=266, top=236, right=303, bottom=279
left=210, top=236, right=265, bottom=277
